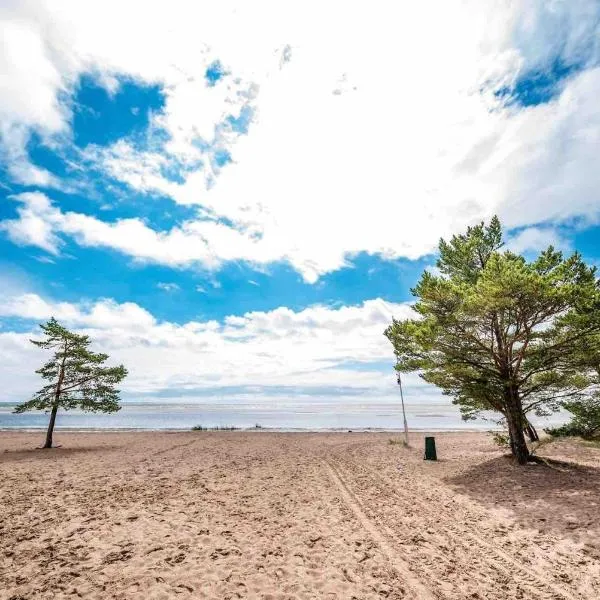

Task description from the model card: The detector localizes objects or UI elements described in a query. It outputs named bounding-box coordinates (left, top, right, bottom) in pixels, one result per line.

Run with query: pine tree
left=14, top=318, right=128, bottom=448
left=384, top=217, right=600, bottom=464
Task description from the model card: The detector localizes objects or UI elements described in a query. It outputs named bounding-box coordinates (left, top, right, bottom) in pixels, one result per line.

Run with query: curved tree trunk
left=524, top=420, right=539, bottom=443
left=44, top=404, right=59, bottom=449
left=506, top=406, right=529, bottom=464
left=45, top=347, right=66, bottom=449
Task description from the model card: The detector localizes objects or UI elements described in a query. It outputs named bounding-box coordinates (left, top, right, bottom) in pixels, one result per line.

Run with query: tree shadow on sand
left=0, top=445, right=122, bottom=463
left=446, top=456, right=600, bottom=545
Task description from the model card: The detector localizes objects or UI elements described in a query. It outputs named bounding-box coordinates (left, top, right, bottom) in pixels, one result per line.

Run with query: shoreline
left=0, top=426, right=501, bottom=433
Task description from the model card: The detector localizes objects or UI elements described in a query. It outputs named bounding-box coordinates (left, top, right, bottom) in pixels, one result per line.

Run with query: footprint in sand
left=103, top=548, right=134, bottom=564
left=165, top=552, right=186, bottom=565
left=209, top=547, right=241, bottom=560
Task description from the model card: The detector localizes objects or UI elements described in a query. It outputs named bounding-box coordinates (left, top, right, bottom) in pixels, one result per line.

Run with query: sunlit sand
left=2, top=431, right=599, bottom=599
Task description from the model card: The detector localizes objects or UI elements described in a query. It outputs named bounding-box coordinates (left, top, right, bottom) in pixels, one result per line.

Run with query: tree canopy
left=14, top=317, right=128, bottom=448
left=384, top=217, right=600, bottom=464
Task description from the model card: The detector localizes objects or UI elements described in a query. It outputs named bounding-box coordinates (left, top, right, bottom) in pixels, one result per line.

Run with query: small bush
left=544, top=422, right=584, bottom=438
left=388, top=438, right=409, bottom=447
left=192, top=424, right=240, bottom=431
left=490, top=431, right=510, bottom=448
left=544, top=397, right=600, bottom=440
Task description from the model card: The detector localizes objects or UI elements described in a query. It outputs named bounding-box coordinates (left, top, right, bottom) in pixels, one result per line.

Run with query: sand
left=1, top=431, right=599, bottom=599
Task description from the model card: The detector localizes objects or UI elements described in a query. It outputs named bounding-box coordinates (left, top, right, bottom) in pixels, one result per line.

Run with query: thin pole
left=397, top=371, right=409, bottom=445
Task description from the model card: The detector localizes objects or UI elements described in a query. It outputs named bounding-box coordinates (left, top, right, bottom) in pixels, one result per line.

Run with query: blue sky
left=0, top=1, right=599, bottom=406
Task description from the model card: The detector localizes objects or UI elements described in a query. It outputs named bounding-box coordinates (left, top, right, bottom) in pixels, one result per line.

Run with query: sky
left=1, top=1, right=600, bottom=410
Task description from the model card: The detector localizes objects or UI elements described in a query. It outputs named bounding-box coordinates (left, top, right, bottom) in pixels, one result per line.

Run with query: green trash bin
left=424, top=436, right=437, bottom=461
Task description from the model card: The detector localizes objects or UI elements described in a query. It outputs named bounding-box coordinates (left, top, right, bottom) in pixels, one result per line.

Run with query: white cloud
left=1, top=192, right=340, bottom=281
left=0, top=292, right=155, bottom=330
left=34, top=255, right=56, bottom=264
left=1, top=1, right=600, bottom=281
left=0, top=192, right=62, bottom=254
left=157, top=282, right=180, bottom=292
left=0, top=293, right=418, bottom=401
left=0, top=123, right=64, bottom=188
left=0, top=16, right=67, bottom=134
left=505, top=226, right=572, bottom=255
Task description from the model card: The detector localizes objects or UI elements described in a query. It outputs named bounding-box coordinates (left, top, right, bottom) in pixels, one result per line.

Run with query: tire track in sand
left=147, top=437, right=199, bottom=457
left=335, top=442, right=582, bottom=600
left=324, top=460, right=437, bottom=600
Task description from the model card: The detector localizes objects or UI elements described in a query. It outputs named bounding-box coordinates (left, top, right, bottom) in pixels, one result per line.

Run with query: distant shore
left=0, top=426, right=500, bottom=433
left=0, top=400, right=569, bottom=432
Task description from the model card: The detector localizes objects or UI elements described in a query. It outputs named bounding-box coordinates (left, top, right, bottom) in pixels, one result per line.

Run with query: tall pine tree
left=14, top=318, right=128, bottom=448
left=385, top=217, right=600, bottom=464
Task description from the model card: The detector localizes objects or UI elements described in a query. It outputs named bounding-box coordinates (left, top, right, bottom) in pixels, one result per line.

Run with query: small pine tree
left=545, top=397, right=600, bottom=439
left=14, top=317, right=128, bottom=448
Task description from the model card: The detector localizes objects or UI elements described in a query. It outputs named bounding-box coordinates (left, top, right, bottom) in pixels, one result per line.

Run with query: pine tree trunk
left=44, top=404, right=59, bottom=449
left=506, top=406, right=529, bottom=464
left=525, top=420, right=539, bottom=442
left=45, top=348, right=66, bottom=449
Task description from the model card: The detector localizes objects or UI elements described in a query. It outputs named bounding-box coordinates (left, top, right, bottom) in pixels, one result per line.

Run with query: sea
left=0, top=400, right=568, bottom=432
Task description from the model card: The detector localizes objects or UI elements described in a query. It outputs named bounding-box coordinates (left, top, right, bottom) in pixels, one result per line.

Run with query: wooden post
left=397, top=371, right=409, bottom=446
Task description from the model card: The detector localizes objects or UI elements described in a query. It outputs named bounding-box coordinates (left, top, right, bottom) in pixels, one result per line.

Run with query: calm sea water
left=0, top=401, right=567, bottom=431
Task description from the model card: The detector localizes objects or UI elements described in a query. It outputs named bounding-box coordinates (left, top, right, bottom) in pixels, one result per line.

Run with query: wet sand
left=1, top=431, right=599, bottom=599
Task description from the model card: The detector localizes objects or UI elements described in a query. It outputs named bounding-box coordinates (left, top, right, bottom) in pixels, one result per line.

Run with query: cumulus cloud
left=0, top=192, right=62, bottom=254
left=2, top=192, right=317, bottom=277
left=0, top=293, right=418, bottom=401
left=1, top=1, right=600, bottom=281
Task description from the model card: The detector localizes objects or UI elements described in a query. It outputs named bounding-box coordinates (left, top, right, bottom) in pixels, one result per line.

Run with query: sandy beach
left=1, top=431, right=599, bottom=599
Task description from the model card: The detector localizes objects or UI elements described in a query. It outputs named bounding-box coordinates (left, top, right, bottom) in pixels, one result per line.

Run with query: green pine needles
left=385, top=217, right=600, bottom=464
left=14, top=317, right=128, bottom=448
